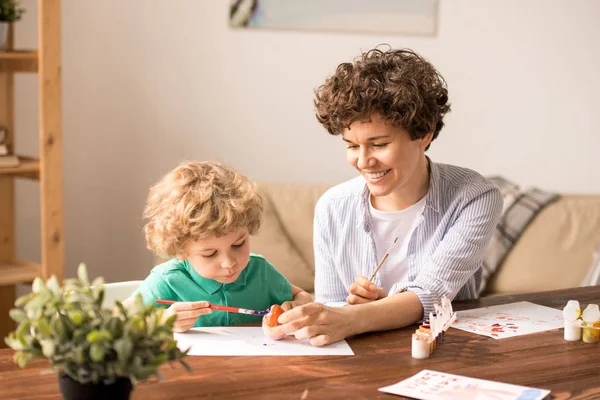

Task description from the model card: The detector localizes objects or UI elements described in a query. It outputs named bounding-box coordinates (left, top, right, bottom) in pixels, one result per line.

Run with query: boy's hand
left=163, top=301, right=212, bottom=332
left=282, top=285, right=314, bottom=311
left=346, top=276, right=387, bottom=305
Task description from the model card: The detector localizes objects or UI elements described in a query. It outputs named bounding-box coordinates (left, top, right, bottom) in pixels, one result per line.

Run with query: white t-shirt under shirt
left=368, top=195, right=426, bottom=293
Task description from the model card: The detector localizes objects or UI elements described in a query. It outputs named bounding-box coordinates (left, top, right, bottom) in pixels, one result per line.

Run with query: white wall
left=12, top=0, right=600, bottom=282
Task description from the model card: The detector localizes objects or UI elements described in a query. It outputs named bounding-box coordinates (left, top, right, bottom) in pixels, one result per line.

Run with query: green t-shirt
left=133, top=254, right=293, bottom=327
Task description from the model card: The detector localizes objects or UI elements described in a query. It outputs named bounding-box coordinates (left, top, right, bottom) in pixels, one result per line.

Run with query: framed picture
left=230, top=0, right=439, bottom=36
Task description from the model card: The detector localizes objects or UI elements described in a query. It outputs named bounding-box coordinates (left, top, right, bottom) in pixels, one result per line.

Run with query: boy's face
left=182, top=227, right=250, bottom=284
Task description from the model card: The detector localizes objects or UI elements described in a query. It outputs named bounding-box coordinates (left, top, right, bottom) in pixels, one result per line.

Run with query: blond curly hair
left=143, top=161, right=264, bottom=259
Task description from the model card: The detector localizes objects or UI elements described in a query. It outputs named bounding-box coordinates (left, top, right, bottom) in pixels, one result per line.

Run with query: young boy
left=126, top=161, right=313, bottom=333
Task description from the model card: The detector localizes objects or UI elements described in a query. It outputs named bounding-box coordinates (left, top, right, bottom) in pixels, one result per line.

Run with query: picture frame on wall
left=230, top=0, right=439, bottom=36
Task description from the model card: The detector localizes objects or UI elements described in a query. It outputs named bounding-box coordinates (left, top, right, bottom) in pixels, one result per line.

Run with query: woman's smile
left=363, top=169, right=391, bottom=182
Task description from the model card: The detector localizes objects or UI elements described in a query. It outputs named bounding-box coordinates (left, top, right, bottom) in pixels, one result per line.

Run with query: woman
left=270, top=46, right=502, bottom=346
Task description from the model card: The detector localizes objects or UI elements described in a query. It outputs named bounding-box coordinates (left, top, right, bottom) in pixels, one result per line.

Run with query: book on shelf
left=0, top=154, right=20, bottom=168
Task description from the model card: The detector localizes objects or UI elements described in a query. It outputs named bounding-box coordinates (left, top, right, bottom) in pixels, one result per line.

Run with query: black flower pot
left=58, top=374, right=133, bottom=400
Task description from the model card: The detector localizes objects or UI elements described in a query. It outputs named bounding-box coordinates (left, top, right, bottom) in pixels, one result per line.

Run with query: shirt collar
left=184, top=259, right=248, bottom=295
left=357, top=156, right=441, bottom=231
left=424, top=156, right=441, bottom=214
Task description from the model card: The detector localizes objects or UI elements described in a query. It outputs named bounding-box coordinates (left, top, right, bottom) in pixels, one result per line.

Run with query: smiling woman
left=268, top=46, right=503, bottom=347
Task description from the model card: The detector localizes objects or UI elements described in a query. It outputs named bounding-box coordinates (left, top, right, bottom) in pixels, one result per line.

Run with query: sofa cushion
left=481, top=182, right=558, bottom=295
left=485, top=195, right=600, bottom=294
left=251, top=183, right=330, bottom=292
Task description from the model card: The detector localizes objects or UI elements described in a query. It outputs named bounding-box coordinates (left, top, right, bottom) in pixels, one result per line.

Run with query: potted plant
left=0, top=0, right=26, bottom=51
left=4, top=264, right=190, bottom=400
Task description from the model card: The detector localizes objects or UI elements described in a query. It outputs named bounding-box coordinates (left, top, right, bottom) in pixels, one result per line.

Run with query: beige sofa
left=251, top=183, right=600, bottom=296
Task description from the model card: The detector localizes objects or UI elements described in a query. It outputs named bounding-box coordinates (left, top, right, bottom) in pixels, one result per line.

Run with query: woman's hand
left=163, top=301, right=212, bottom=333
left=346, top=276, right=387, bottom=305
left=269, top=302, right=358, bottom=346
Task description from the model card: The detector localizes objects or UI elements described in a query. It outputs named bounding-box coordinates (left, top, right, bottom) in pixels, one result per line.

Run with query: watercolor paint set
left=411, top=296, right=456, bottom=359
left=563, top=300, right=600, bottom=343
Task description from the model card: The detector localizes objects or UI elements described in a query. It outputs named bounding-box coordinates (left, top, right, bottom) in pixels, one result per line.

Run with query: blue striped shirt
left=313, top=159, right=503, bottom=317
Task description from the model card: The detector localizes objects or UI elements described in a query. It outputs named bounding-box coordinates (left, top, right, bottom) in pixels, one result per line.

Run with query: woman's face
left=343, top=114, right=432, bottom=208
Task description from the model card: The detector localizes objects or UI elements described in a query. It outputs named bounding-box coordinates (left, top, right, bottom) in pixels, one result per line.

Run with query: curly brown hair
left=314, top=46, right=450, bottom=149
left=143, top=161, right=264, bottom=259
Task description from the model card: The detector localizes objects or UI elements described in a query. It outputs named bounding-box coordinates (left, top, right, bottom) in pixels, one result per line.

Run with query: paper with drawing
left=174, top=327, right=354, bottom=356
left=379, top=370, right=550, bottom=400
left=452, top=301, right=563, bottom=339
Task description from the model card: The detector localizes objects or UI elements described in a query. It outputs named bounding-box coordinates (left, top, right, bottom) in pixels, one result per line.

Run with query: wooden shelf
left=0, top=260, right=41, bottom=285
left=0, top=156, right=40, bottom=179
left=0, top=1, right=62, bottom=348
left=0, top=50, right=38, bottom=73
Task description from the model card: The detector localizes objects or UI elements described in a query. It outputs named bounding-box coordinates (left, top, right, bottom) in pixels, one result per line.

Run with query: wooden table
left=1, top=286, right=599, bottom=399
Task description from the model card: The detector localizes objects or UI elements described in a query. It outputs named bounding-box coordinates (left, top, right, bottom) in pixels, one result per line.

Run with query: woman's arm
left=272, top=291, right=423, bottom=346
left=313, top=197, right=348, bottom=303
left=272, top=186, right=502, bottom=345
left=397, top=186, right=502, bottom=316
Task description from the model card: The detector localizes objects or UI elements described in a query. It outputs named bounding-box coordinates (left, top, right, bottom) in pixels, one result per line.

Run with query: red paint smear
left=491, top=333, right=498, bottom=337
left=492, top=323, right=501, bottom=327
left=492, top=327, right=504, bottom=332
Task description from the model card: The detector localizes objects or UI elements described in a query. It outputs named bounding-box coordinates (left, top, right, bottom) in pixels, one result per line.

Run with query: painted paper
left=174, top=327, right=354, bottom=356
left=379, top=370, right=550, bottom=400
left=452, top=301, right=563, bottom=339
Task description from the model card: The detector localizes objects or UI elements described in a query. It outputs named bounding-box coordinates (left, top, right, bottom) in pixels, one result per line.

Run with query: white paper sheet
left=379, top=370, right=550, bottom=400
left=174, top=327, right=355, bottom=356
left=452, top=301, right=564, bottom=339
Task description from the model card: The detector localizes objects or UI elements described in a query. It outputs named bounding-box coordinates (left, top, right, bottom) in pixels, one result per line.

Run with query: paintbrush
left=155, top=300, right=270, bottom=316
left=368, top=237, right=398, bottom=282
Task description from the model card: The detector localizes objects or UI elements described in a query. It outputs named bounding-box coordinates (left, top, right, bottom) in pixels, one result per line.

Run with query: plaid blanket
left=480, top=177, right=559, bottom=295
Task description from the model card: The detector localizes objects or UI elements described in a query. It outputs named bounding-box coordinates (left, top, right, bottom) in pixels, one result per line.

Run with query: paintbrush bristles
left=368, top=237, right=398, bottom=282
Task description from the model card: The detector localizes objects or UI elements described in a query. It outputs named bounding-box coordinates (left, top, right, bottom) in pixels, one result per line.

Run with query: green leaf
left=74, top=347, right=85, bottom=364
left=46, top=275, right=61, bottom=295
left=68, top=311, right=83, bottom=326
left=50, top=315, right=67, bottom=340
left=9, top=309, right=26, bottom=323
left=36, top=319, right=52, bottom=337
left=114, top=336, right=133, bottom=363
left=40, top=340, right=55, bottom=358
left=90, top=342, right=105, bottom=362
left=13, top=351, right=33, bottom=368
left=4, top=334, right=23, bottom=351
left=32, top=277, right=43, bottom=294
left=136, top=366, right=158, bottom=380
left=86, top=330, right=102, bottom=343
left=148, top=353, right=168, bottom=367
left=15, top=292, right=35, bottom=307
left=15, top=320, right=31, bottom=338
left=180, top=360, right=192, bottom=373
left=106, top=317, right=123, bottom=337
left=77, top=263, right=90, bottom=286
left=92, top=277, right=105, bottom=306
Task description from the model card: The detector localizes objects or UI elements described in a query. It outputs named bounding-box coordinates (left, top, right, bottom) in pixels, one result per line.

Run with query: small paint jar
left=411, top=333, right=430, bottom=359
left=563, top=320, right=581, bottom=342
left=418, top=324, right=436, bottom=351
left=582, top=322, right=600, bottom=344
